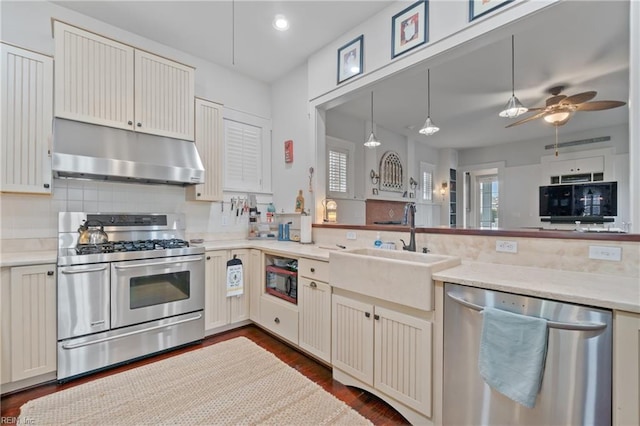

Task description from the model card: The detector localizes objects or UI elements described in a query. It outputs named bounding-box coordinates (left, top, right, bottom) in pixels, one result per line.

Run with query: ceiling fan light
left=419, top=116, right=440, bottom=136
left=499, top=95, right=528, bottom=118
left=364, top=131, right=381, bottom=148
left=544, top=111, right=571, bottom=124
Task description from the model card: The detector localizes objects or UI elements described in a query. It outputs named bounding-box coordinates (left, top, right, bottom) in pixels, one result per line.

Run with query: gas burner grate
left=76, top=243, right=115, bottom=255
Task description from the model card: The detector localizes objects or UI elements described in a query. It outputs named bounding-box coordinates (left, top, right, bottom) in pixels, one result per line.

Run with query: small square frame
left=337, top=35, right=364, bottom=84
left=469, top=0, right=515, bottom=21
left=391, top=0, right=428, bottom=59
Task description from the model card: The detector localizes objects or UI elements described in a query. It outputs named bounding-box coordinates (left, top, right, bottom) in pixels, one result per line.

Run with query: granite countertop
left=0, top=250, right=58, bottom=267
left=2, top=242, right=637, bottom=314
left=433, top=261, right=640, bottom=314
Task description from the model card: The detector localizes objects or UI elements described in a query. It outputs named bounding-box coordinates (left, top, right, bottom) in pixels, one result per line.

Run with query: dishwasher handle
left=446, top=291, right=607, bottom=331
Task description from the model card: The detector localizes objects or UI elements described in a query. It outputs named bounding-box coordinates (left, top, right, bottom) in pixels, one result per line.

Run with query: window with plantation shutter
left=329, top=150, right=347, bottom=193
left=224, top=118, right=262, bottom=191
left=326, top=136, right=354, bottom=199
left=420, top=161, right=435, bottom=201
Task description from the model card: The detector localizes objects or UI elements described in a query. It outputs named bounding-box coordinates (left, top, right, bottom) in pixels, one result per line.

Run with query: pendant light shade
left=499, top=35, right=528, bottom=118
left=419, top=68, right=440, bottom=136
left=364, top=92, right=381, bottom=148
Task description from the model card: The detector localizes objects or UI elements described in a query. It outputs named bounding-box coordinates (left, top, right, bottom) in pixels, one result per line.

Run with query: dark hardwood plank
left=1, top=325, right=410, bottom=425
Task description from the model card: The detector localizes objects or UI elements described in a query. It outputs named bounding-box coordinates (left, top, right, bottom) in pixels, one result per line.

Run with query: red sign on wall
left=284, top=140, right=294, bottom=163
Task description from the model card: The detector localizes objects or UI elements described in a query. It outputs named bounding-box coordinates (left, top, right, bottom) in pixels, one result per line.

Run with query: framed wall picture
left=469, top=0, right=515, bottom=21
left=391, top=0, right=428, bottom=59
left=337, top=35, right=363, bottom=84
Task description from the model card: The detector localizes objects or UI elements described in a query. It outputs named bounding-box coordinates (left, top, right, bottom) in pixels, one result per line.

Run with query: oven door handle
left=113, top=255, right=204, bottom=270
left=61, top=313, right=203, bottom=350
left=61, top=266, right=108, bottom=274
left=446, top=291, right=607, bottom=331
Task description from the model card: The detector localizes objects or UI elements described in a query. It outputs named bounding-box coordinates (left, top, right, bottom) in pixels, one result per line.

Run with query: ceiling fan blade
left=576, top=100, right=627, bottom=111
left=561, top=91, right=597, bottom=105
left=505, top=111, right=547, bottom=128
left=546, top=95, right=566, bottom=106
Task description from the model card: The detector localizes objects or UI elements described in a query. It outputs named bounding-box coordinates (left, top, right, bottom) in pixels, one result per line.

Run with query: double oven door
left=111, top=254, right=204, bottom=328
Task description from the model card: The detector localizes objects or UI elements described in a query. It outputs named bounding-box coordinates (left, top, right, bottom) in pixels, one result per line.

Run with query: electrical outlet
left=346, top=231, right=357, bottom=240
left=496, top=240, right=518, bottom=253
left=589, top=245, right=622, bottom=261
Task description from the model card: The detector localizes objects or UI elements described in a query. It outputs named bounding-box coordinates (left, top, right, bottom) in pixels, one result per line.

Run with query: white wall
left=0, top=1, right=271, bottom=242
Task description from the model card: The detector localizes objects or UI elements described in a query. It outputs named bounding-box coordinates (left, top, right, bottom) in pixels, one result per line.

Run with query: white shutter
left=224, top=118, right=262, bottom=191
left=420, top=162, right=434, bottom=201
left=328, top=149, right=348, bottom=194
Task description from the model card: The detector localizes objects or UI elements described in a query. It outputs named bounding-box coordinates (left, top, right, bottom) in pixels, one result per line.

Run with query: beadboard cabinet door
left=0, top=43, right=53, bottom=194
left=54, top=21, right=135, bottom=131
left=54, top=21, right=194, bottom=141
left=299, top=275, right=332, bottom=363
left=10, top=264, right=57, bottom=381
left=134, top=50, right=194, bottom=140
left=204, top=249, right=251, bottom=334
left=187, top=99, right=223, bottom=201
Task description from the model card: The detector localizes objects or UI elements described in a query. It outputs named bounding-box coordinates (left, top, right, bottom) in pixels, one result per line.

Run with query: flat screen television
left=539, top=182, right=617, bottom=217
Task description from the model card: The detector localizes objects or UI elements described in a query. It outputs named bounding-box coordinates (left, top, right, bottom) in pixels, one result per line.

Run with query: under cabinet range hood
left=52, top=119, right=204, bottom=186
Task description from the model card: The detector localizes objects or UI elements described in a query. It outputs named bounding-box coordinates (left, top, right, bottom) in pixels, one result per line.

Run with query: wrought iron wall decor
left=379, top=151, right=404, bottom=192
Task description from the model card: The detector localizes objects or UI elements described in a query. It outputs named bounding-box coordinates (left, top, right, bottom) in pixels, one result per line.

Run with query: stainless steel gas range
left=56, top=212, right=205, bottom=381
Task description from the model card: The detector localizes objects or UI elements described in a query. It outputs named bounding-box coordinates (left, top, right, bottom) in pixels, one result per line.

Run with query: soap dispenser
left=374, top=232, right=382, bottom=248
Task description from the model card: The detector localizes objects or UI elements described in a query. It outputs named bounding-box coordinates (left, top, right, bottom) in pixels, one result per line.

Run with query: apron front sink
left=329, top=248, right=460, bottom=311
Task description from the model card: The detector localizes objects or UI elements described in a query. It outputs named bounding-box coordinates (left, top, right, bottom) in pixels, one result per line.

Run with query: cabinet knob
left=365, top=312, right=371, bottom=318
left=274, top=317, right=280, bottom=324
left=43, top=183, right=50, bottom=189
left=206, top=256, right=211, bottom=260
left=137, top=122, right=142, bottom=127
left=374, top=314, right=380, bottom=321
left=47, top=270, right=54, bottom=276
left=310, top=267, right=315, bottom=273
left=197, top=193, right=201, bottom=197
left=128, top=120, right=133, bottom=125
left=310, top=281, right=317, bottom=288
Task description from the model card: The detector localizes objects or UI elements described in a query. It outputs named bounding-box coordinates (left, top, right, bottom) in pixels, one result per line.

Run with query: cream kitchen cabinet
left=187, top=99, right=223, bottom=201
left=544, top=156, right=604, bottom=178
left=613, top=310, right=640, bottom=426
left=1, top=264, right=57, bottom=391
left=332, top=293, right=433, bottom=423
left=298, top=258, right=331, bottom=363
left=249, top=249, right=263, bottom=323
left=0, top=43, right=53, bottom=194
left=203, top=249, right=251, bottom=335
left=54, top=21, right=194, bottom=141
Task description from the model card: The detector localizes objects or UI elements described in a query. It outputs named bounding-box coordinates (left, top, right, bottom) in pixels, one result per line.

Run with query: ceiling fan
left=505, top=85, right=626, bottom=128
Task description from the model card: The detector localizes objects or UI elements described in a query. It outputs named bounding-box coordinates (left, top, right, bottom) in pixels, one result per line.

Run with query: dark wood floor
left=1, top=325, right=410, bottom=425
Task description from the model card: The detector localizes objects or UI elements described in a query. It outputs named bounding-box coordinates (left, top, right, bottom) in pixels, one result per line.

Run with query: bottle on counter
left=374, top=232, right=382, bottom=248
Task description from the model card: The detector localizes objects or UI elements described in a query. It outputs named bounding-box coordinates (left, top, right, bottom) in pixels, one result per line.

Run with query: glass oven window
left=129, top=271, right=190, bottom=309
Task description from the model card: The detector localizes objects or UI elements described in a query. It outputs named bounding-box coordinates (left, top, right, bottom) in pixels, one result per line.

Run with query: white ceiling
left=52, top=0, right=396, bottom=83
left=329, top=0, right=630, bottom=150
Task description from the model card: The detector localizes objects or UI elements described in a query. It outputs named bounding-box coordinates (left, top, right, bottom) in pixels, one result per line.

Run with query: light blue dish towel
left=478, top=307, right=549, bottom=409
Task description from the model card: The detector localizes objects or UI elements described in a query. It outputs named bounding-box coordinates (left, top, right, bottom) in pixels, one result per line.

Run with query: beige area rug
left=19, top=337, right=372, bottom=425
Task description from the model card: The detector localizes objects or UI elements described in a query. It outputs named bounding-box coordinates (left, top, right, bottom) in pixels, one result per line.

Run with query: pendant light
left=499, top=35, right=528, bottom=118
left=419, top=68, right=440, bottom=136
left=364, top=92, right=381, bottom=148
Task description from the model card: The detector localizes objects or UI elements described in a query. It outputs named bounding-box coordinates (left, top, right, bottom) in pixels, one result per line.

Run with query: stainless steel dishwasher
left=443, top=283, right=612, bottom=426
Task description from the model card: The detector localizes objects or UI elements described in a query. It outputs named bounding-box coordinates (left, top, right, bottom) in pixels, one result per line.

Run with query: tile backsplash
left=0, top=178, right=250, bottom=242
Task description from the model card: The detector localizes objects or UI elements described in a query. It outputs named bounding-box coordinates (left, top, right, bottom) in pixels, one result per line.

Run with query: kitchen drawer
left=260, top=295, right=298, bottom=345
left=298, top=258, right=329, bottom=283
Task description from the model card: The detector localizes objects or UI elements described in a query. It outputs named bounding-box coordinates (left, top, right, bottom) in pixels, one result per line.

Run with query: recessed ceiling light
left=273, top=14, right=289, bottom=31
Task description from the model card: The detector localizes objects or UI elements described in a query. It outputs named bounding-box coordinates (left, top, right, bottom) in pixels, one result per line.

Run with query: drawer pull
left=274, top=317, right=280, bottom=324
left=47, top=270, right=54, bottom=276
left=310, top=281, right=317, bottom=288
left=310, top=267, right=315, bottom=273
left=374, top=314, right=380, bottom=321
left=365, top=312, right=371, bottom=318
